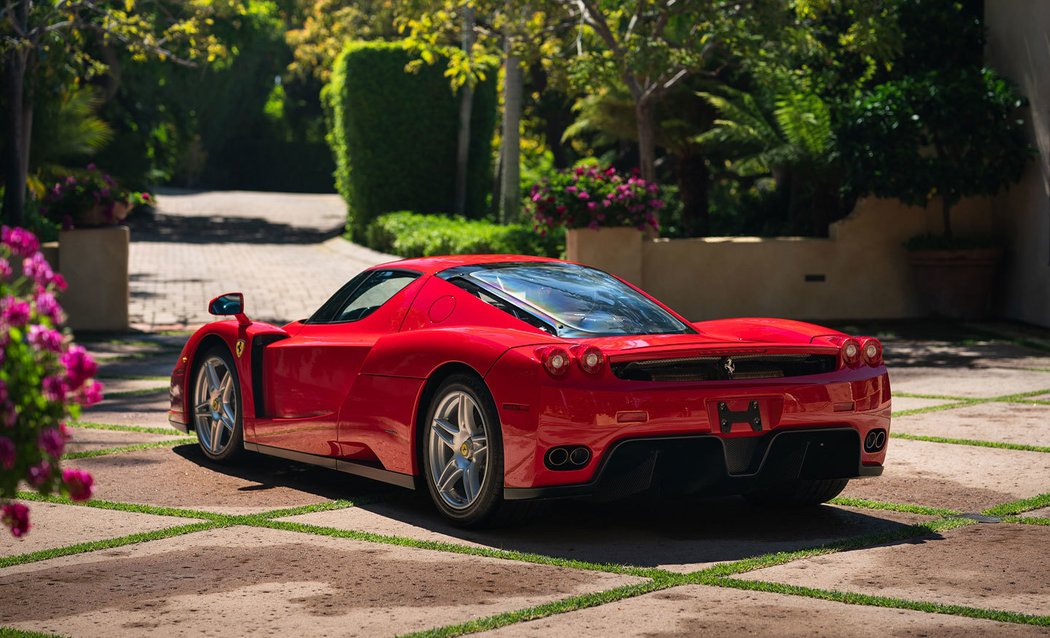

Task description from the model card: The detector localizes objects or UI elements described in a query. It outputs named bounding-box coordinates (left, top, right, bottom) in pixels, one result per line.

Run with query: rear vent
left=612, top=353, right=838, bottom=382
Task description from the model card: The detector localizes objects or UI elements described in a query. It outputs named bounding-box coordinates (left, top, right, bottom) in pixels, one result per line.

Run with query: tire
left=421, top=374, right=509, bottom=527
left=745, top=478, right=849, bottom=507
left=191, top=346, right=245, bottom=463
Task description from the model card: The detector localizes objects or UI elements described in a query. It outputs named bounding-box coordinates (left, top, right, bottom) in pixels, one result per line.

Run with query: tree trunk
left=499, top=47, right=522, bottom=224
left=2, top=48, right=28, bottom=227
left=677, top=152, right=709, bottom=237
left=453, top=7, right=475, bottom=216
left=635, top=99, right=656, bottom=181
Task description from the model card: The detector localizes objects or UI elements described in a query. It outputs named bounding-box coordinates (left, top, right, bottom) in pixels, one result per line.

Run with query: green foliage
left=29, top=87, right=113, bottom=173
left=327, top=41, right=496, bottom=238
left=841, top=68, right=1032, bottom=216
left=364, top=212, right=563, bottom=258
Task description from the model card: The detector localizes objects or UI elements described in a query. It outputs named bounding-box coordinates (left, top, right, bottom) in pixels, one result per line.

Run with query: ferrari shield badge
left=235, top=339, right=246, bottom=358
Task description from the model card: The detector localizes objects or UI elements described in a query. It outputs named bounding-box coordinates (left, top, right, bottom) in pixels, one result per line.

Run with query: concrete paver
left=81, top=389, right=170, bottom=429
left=1025, top=507, right=1050, bottom=519
left=891, top=396, right=959, bottom=413
left=66, top=426, right=185, bottom=454
left=129, top=191, right=394, bottom=330
left=66, top=445, right=389, bottom=514
left=842, top=438, right=1050, bottom=511
left=739, top=523, right=1050, bottom=616
left=0, top=502, right=201, bottom=559
left=893, top=402, right=1050, bottom=447
left=888, top=366, right=1050, bottom=399
left=280, top=497, right=930, bottom=573
left=0, top=526, right=643, bottom=637
left=478, top=583, right=1049, bottom=637
left=95, top=377, right=170, bottom=394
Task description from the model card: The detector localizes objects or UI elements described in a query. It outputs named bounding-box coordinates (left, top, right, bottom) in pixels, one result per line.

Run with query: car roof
left=372, top=254, right=563, bottom=275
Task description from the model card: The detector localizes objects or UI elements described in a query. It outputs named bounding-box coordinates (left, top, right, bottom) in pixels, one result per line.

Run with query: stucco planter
left=57, top=225, right=130, bottom=331
left=565, top=227, right=644, bottom=285
left=908, top=247, right=1003, bottom=319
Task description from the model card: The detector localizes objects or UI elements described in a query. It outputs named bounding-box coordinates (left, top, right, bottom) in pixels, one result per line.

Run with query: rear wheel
left=746, top=478, right=849, bottom=507
left=191, top=347, right=244, bottom=463
left=422, top=374, right=507, bottom=527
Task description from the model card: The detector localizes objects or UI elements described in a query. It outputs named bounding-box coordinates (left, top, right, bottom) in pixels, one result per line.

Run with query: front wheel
left=191, top=347, right=245, bottom=463
left=422, top=374, right=505, bottom=527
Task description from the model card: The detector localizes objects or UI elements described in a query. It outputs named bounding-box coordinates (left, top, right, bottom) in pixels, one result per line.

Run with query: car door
left=251, top=269, right=422, bottom=456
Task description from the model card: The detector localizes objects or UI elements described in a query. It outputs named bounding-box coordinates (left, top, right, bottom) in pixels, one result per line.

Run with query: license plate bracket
left=717, top=400, right=762, bottom=433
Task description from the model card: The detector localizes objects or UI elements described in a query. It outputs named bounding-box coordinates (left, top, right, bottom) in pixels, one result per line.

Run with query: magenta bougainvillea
left=41, top=164, right=151, bottom=229
left=528, top=165, right=663, bottom=234
left=0, top=226, right=102, bottom=537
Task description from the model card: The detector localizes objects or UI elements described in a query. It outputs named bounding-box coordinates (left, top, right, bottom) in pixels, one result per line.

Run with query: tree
left=841, top=68, right=1032, bottom=240
left=0, top=0, right=241, bottom=225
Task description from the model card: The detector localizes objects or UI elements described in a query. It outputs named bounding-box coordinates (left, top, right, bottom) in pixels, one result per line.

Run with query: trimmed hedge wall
left=365, top=212, right=564, bottom=258
left=327, top=41, right=497, bottom=238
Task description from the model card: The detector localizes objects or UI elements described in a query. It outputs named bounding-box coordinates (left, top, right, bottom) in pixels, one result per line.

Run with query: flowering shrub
left=41, top=164, right=151, bottom=229
left=528, top=165, right=663, bottom=234
left=0, top=226, right=101, bottom=537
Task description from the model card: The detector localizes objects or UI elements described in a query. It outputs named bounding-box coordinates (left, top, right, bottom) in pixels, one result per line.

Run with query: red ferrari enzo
left=168, top=255, right=889, bottom=526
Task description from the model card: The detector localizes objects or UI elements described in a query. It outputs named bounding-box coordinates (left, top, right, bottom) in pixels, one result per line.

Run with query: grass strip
left=701, top=577, right=1050, bottom=627
left=62, top=439, right=196, bottom=460
left=829, top=496, right=960, bottom=517
left=0, top=521, right=218, bottom=569
left=891, top=433, right=1050, bottom=454
left=892, top=401, right=974, bottom=418
left=982, top=493, right=1050, bottom=517
left=1003, top=516, right=1050, bottom=526
left=893, top=391, right=970, bottom=401
left=400, top=579, right=674, bottom=638
left=0, top=628, right=62, bottom=638
left=256, top=518, right=667, bottom=579
left=14, top=491, right=227, bottom=522
left=251, top=499, right=367, bottom=520
left=72, top=421, right=183, bottom=436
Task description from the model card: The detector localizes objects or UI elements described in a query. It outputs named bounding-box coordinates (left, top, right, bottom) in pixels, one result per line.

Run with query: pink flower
left=28, top=325, right=63, bottom=352
left=60, top=422, right=73, bottom=440
left=77, top=380, right=103, bottom=407
left=50, top=273, right=67, bottom=291
left=587, top=201, right=598, bottom=211
left=42, top=376, right=67, bottom=402
left=61, top=345, right=97, bottom=390
left=577, top=191, right=590, bottom=200
left=27, top=460, right=51, bottom=487
left=34, top=291, right=64, bottom=324
left=0, top=436, right=14, bottom=469
left=38, top=427, right=65, bottom=458
left=0, top=258, right=10, bottom=279
left=86, top=162, right=97, bottom=171
left=1, top=226, right=40, bottom=257
left=62, top=468, right=94, bottom=501
left=1, top=403, right=14, bottom=428
left=1, top=503, right=29, bottom=537
left=141, top=192, right=151, bottom=202
left=1, top=297, right=30, bottom=327
left=565, top=186, right=578, bottom=195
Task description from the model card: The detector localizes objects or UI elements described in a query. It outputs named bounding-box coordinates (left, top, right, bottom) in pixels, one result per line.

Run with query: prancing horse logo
left=722, top=356, right=735, bottom=378
left=235, top=339, right=245, bottom=358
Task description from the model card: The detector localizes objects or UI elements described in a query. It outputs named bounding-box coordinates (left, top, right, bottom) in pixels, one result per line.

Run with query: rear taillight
left=538, top=346, right=571, bottom=376
left=860, top=337, right=883, bottom=366
left=841, top=338, right=862, bottom=368
left=575, top=346, right=604, bottom=374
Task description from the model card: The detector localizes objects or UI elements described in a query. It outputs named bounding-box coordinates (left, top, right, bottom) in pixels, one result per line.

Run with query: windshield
left=443, top=263, right=693, bottom=337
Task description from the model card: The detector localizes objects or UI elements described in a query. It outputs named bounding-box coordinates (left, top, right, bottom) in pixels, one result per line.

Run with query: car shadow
left=127, top=209, right=343, bottom=245
left=171, top=444, right=935, bottom=570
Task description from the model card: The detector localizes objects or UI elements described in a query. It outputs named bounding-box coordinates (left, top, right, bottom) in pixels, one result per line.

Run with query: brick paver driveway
left=2, top=193, right=1049, bottom=636
left=128, top=189, right=394, bottom=330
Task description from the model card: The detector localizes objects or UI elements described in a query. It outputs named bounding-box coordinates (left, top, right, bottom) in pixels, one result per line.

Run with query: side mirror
left=208, top=292, right=250, bottom=325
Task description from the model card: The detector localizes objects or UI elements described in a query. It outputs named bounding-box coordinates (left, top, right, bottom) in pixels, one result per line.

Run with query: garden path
left=127, top=189, right=394, bottom=330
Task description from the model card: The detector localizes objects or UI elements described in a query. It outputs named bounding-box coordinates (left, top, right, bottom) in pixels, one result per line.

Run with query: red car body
left=169, top=254, right=888, bottom=506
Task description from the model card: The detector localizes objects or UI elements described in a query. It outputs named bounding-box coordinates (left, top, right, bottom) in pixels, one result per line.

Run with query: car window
left=331, top=270, right=418, bottom=323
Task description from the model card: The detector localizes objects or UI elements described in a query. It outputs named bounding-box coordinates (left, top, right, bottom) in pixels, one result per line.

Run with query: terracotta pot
left=908, top=247, right=1003, bottom=319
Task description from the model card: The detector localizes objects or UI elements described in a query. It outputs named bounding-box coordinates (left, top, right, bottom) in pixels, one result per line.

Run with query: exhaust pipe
left=864, top=429, right=887, bottom=453
left=545, top=446, right=592, bottom=470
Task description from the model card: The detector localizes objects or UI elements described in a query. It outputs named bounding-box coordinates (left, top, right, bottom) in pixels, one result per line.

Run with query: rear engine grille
left=612, top=353, right=838, bottom=382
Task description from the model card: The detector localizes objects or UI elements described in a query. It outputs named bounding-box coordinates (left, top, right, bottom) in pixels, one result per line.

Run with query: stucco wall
left=985, top=2, right=1050, bottom=328
left=568, top=197, right=995, bottom=322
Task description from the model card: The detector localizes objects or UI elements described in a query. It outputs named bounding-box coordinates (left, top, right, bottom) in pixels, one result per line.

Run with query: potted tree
left=842, top=68, right=1032, bottom=318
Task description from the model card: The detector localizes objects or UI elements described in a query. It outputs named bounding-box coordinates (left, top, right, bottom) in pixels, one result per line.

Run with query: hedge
left=364, top=212, right=564, bottom=258
left=327, top=41, right=497, bottom=238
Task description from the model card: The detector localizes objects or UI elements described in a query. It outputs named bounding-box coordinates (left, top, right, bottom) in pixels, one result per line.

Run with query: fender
left=168, top=320, right=290, bottom=433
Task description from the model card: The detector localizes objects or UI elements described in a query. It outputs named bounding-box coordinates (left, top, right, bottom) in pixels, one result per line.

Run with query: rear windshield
left=442, top=263, right=693, bottom=337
